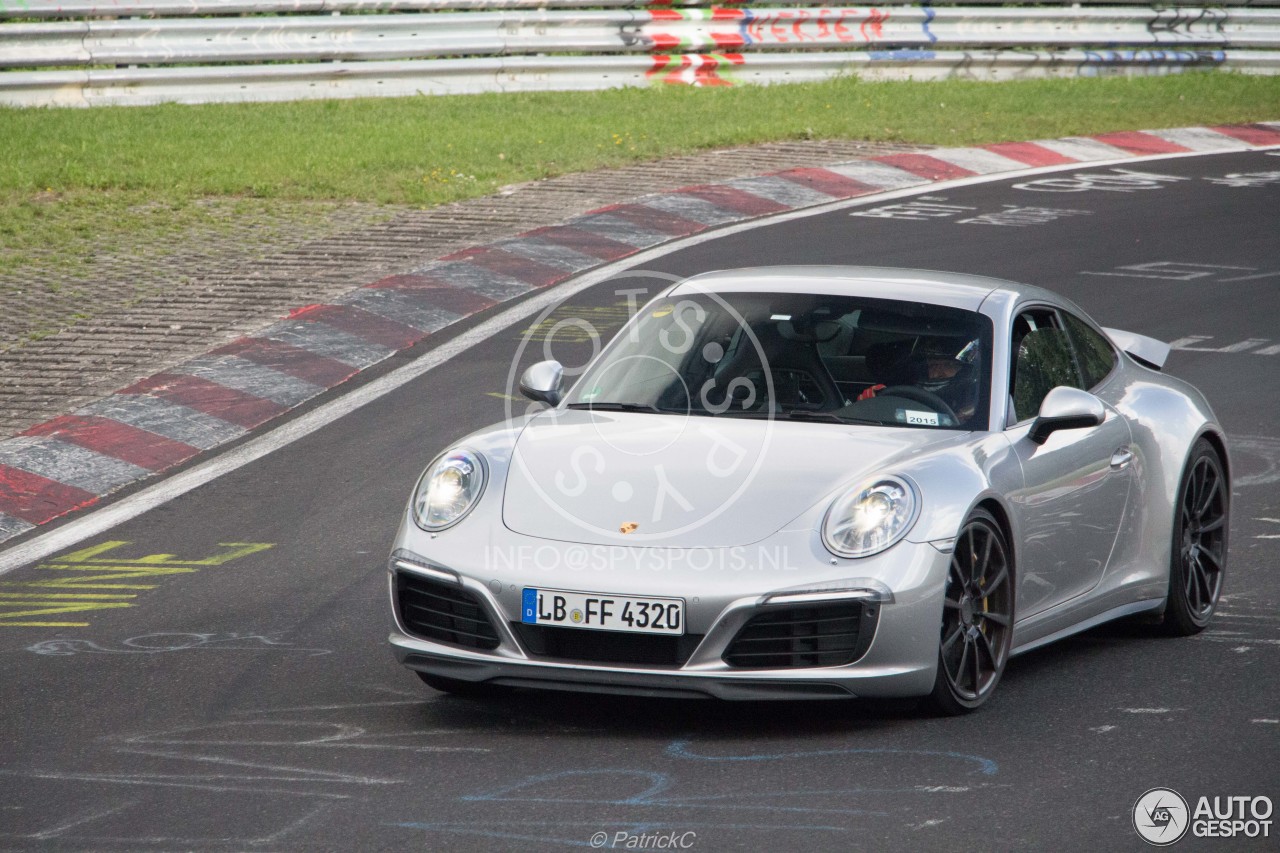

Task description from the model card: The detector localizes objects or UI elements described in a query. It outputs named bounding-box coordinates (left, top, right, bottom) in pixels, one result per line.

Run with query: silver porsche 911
left=387, top=266, right=1229, bottom=713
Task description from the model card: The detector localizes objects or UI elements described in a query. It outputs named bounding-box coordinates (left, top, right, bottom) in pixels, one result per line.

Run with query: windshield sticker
left=903, top=409, right=940, bottom=427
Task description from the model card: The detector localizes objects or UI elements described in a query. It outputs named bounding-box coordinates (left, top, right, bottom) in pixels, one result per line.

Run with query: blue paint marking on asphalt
left=394, top=820, right=845, bottom=832
left=922, top=6, right=937, bottom=44
left=653, top=785, right=967, bottom=803
left=390, top=824, right=607, bottom=848
left=459, top=768, right=892, bottom=816
left=455, top=797, right=887, bottom=817
left=391, top=820, right=847, bottom=846
left=462, top=769, right=673, bottom=805
left=665, top=739, right=999, bottom=776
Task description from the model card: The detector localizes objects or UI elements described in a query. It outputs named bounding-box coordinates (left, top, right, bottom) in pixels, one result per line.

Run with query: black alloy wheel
left=928, top=508, right=1014, bottom=715
left=1162, top=439, right=1229, bottom=635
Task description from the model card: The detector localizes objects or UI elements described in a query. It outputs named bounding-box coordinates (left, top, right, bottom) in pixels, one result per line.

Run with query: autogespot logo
left=1134, top=788, right=1191, bottom=846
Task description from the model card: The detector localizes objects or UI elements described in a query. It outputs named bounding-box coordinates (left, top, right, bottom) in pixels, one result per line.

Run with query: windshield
left=564, top=289, right=994, bottom=430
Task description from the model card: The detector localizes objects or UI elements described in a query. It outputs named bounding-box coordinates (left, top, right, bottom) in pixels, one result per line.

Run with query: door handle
left=1110, top=447, right=1133, bottom=471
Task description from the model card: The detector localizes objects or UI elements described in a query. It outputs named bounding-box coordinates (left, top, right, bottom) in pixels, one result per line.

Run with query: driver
left=857, top=336, right=981, bottom=423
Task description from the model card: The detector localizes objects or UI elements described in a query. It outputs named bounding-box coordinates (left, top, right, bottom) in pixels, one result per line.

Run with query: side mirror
left=519, top=360, right=564, bottom=407
left=1029, top=386, right=1105, bottom=445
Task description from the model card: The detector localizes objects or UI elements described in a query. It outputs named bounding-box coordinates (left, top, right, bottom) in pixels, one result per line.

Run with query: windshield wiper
left=566, top=403, right=879, bottom=424
left=565, top=402, right=667, bottom=413
left=775, top=410, right=844, bottom=422
left=776, top=410, right=882, bottom=425
left=709, top=409, right=881, bottom=425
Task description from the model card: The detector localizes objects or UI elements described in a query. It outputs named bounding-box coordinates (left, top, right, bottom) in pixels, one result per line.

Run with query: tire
left=415, top=671, right=510, bottom=698
left=1160, top=438, right=1229, bottom=636
left=926, top=508, right=1015, bottom=715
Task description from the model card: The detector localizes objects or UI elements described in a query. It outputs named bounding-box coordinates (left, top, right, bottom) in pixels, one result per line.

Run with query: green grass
left=0, top=192, right=382, bottom=277
left=1, top=73, right=1278, bottom=273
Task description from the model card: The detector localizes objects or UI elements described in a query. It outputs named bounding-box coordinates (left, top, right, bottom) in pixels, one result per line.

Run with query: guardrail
left=3, top=2, right=1279, bottom=107
left=5, top=0, right=1280, bottom=17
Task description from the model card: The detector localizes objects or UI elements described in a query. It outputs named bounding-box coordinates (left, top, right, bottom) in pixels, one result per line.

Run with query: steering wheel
left=768, top=367, right=845, bottom=411
left=877, top=385, right=959, bottom=425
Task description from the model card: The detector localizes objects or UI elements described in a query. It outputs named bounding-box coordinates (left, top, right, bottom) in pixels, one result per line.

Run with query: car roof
left=670, top=265, right=1062, bottom=314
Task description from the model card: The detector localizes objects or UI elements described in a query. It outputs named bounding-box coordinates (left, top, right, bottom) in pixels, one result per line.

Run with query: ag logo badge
left=1133, top=788, right=1190, bottom=846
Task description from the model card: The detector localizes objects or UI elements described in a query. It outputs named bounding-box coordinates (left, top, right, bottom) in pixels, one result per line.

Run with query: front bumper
left=387, top=527, right=949, bottom=700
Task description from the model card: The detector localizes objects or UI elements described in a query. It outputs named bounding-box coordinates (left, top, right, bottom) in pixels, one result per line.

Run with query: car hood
left=501, top=409, right=957, bottom=548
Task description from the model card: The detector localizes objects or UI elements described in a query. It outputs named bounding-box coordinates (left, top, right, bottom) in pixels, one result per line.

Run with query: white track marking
left=1148, top=127, right=1254, bottom=152
left=1032, top=137, right=1135, bottom=162
left=0, top=144, right=1276, bottom=574
left=923, top=147, right=1030, bottom=175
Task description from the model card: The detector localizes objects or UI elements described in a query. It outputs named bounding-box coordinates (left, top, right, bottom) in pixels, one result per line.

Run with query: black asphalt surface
left=2, top=149, right=1278, bottom=851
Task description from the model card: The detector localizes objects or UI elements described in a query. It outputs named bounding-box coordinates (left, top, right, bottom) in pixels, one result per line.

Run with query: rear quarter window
left=1063, top=312, right=1118, bottom=389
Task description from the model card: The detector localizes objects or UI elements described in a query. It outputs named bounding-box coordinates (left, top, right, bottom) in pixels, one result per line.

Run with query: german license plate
left=521, top=588, right=685, bottom=635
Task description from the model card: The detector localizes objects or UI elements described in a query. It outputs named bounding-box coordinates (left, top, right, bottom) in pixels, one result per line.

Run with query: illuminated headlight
left=412, top=448, right=486, bottom=531
left=822, top=476, right=919, bottom=558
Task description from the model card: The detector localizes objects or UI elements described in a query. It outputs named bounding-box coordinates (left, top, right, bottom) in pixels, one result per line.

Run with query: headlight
left=822, top=476, right=919, bottom=558
left=412, top=448, right=487, bottom=531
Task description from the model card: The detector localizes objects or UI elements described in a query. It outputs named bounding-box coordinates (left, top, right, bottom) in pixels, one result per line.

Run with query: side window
left=1009, top=310, right=1083, bottom=423
left=1062, top=311, right=1117, bottom=389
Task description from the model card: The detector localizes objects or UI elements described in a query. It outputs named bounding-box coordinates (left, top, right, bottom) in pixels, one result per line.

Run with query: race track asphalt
left=1, top=149, right=1277, bottom=851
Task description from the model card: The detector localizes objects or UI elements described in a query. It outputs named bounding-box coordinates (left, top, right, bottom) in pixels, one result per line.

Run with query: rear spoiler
left=1103, top=328, right=1170, bottom=371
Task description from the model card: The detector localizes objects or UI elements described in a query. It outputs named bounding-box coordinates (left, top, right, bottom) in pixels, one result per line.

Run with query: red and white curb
left=1, top=121, right=1278, bottom=544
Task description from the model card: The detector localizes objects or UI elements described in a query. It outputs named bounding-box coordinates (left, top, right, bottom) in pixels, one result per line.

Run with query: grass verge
left=1, top=72, right=1278, bottom=275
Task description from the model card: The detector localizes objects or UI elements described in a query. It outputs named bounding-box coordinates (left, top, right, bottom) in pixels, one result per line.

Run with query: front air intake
left=395, top=571, right=500, bottom=651
left=512, top=623, right=704, bottom=667
left=723, top=602, right=878, bottom=669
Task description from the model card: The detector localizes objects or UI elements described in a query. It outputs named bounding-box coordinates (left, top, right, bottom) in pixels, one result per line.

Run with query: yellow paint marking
left=53, top=540, right=132, bottom=563
left=0, top=592, right=136, bottom=599
left=0, top=591, right=137, bottom=626
left=5, top=581, right=157, bottom=591
left=485, top=392, right=523, bottom=402
left=1, top=540, right=275, bottom=629
left=55, top=541, right=274, bottom=566
left=520, top=302, right=635, bottom=343
left=5, top=564, right=199, bottom=590
left=162, top=542, right=275, bottom=566
left=0, top=599, right=134, bottom=626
